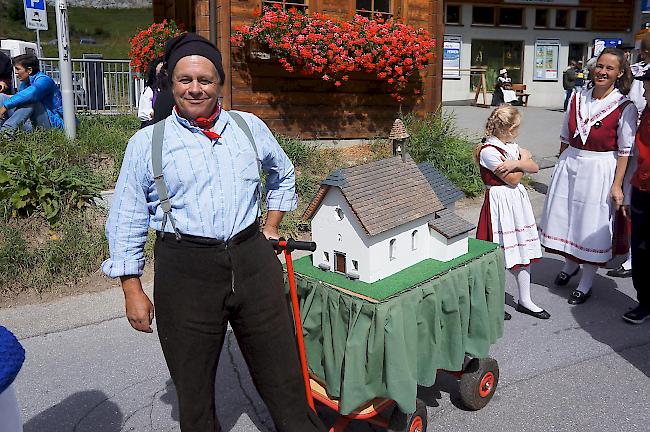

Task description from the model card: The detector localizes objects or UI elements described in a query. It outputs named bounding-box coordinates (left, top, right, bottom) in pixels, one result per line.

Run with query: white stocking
left=511, top=267, right=542, bottom=312
left=577, top=264, right=597, bottom=294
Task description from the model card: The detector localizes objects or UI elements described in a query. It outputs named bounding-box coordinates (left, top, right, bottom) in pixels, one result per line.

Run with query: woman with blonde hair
left=476, top=105, right=549, bottom=319
left=538, top=47, right=638, bottom=304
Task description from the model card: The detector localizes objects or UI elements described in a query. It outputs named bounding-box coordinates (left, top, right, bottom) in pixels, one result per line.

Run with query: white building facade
left=442, top=0, right=639, bottom=108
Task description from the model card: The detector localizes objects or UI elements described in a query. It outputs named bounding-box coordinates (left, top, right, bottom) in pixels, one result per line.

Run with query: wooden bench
left=511, top=84, right=530, bottom=107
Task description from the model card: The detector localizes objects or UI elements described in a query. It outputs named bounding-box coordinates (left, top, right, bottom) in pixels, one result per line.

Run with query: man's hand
left=0, top=105, right=7, bottom=119
left=0, top=82, right=7, bottom=93
left=262, top=224, right=280, bottom=241
left=120, top=276, right=154, bottom=333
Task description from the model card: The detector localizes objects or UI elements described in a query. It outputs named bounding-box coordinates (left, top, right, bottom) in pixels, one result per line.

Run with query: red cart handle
left=270, top=237, right=316, bottom=411
left=269, top=238, right=317, bottom=252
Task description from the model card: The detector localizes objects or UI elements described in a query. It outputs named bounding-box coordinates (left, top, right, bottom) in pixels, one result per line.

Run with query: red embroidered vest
left=568, top=94, right=630, bottom=152
left=479, top=144, right=508, bottom=186
left=633, top=109, right=650, bottom=192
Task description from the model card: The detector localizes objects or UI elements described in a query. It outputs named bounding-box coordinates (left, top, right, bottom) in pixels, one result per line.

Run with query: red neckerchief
left=175, top=105, right=222, bottom=140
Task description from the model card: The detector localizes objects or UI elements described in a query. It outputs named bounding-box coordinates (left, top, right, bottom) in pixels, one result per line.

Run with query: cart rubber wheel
left=388, top=398, right=427, bottom=432
left=459, top=357, right=499, bottom=411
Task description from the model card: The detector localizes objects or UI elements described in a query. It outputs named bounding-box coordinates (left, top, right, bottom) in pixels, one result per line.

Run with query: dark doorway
left=334, top=252, right=346, bottom=273
left=569, top=43, right=588, bottom=64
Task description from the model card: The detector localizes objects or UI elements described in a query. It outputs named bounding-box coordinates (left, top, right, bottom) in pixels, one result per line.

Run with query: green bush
left=0, top=143, right=102, bottom=224
left=403, top=111, right=483, bottom=197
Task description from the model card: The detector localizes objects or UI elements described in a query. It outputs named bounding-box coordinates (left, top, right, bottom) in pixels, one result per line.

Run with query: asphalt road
left=3, top=105, right=649, bottom=432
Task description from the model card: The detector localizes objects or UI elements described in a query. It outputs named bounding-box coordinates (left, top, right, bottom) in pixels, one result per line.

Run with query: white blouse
left=560, top=87, right=638, bottom=157
left=137, top=86, right=155, bottom=122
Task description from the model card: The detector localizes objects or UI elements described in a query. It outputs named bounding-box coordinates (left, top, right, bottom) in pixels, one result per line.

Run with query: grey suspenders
left=228, top=111, right=264, bottom=218
left=150, top=112, right=263, bottom=240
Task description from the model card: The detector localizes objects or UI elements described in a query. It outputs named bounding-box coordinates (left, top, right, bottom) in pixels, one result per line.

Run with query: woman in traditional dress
left=538, top=47, right=638, bottom=305
left=476, top=105, right=549, bottom=320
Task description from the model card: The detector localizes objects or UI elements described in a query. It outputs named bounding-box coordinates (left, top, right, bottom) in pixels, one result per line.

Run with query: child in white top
left=475, top=105, right=549, bottom=319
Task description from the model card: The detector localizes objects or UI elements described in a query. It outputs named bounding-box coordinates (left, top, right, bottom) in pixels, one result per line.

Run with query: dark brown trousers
left=153, top=224, right=326, bottom=432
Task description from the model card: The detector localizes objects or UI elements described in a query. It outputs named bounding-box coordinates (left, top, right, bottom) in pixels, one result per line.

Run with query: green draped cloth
left=285, top=246, right=505, bottom=415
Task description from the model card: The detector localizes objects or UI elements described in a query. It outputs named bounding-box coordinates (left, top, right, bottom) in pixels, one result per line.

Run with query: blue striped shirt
left=101, top=109, right=298, bottom=278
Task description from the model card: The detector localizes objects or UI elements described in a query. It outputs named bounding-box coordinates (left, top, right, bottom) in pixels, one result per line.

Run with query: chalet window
left=352, top=260, right=359, bottom=271
left=555, top=9, right=568, bottom=28
left=355, top=0, right=391, bottom=18
left=324, top=251, right=329, bottom=262
left=335, top=207, right=344, bottom=221
left=262, top=0, right=307, bottom=12
left=445, top=4, right=461, bottom=25
left=498, top=7, right=523, bottom=27
left=575, top=10, right=589, bottom=29
left=472, top=6, right=495, bottom=26
left=535, top=9, right=548, bottom=28
left=411, top=230, right=418, bottom=250
left=389, top=239, right=396, bottom=260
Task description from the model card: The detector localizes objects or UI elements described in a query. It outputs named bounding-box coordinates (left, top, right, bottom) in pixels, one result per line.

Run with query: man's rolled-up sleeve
left=101, top=132, right=152, bottom=278
left=252, top=117, right=298, bottom=212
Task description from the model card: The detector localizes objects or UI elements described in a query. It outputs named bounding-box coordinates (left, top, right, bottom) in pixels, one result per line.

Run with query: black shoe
left=568, top=289, right=591, bottom=305
left=504, top=311, right=512, bottom=321
left=622, top=306, right=650, bottom=324
left=554, top=268, right=579, bottom=286
left=606, top=265, right=633, bottom=278
left=515, top=303, right=551, bottom=319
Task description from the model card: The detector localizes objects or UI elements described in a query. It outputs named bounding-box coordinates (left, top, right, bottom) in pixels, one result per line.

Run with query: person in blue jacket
left=0, top=54, right=64, bottom=137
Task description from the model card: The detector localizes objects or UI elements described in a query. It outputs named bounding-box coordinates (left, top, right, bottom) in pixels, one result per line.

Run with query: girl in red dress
left=476, top=105, right=549, bottom=319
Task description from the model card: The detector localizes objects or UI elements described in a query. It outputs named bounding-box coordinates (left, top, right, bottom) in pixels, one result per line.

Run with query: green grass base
left=291, top=238, right=498, bottom=301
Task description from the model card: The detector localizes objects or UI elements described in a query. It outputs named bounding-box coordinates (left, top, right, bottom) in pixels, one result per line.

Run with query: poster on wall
left=443, top=35, right=462, bottom=79
left=534, top=39, right=560, bottom=81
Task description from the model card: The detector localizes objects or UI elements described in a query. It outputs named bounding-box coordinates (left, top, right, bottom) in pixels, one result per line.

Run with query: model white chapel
left=302, top=121, right=475, bottom=284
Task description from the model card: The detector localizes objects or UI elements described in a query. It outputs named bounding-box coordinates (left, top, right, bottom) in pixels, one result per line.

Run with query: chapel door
left=335, top=252, right=346, bottom=274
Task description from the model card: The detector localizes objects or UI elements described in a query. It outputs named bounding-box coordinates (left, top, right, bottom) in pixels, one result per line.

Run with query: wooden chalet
left=153, top=0, right=444, bottom=138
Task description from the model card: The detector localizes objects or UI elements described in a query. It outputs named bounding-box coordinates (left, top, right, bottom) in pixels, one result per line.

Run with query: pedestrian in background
left=0, top=326, right=25, bottom=432
left=622, top=68, right=650, bottom=324
left=609, top=35, right=650, bottom=279
left=0, top=51, right=13, bottom=95
left=539, top=48, right=637, bottom=305
left=563, top=60, right=577, bottom=111
left=475, top=105, right=549, bottom=320
left=0, top=54, right=64, bottom=137
left=137, top=57, right=165, bottom=129
left=574, top=61, right=586, bottom=93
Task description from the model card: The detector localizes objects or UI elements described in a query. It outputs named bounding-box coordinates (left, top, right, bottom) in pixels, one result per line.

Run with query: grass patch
left=402, top=111, right=483, bottom=197
left=0, top=112, right=477, bottom=298
left=290, top=238, right=498, bottom=301
left=0, top=208, right=107, bottom=297
left=0, top=1, right=153, bottom=59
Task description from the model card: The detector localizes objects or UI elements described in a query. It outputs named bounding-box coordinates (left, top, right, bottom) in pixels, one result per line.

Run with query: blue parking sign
left=25, top=0, right=45, bottom=11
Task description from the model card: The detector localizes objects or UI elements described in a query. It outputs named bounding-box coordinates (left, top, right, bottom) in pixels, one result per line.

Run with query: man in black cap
left=103, top=33, right=327, bottom=431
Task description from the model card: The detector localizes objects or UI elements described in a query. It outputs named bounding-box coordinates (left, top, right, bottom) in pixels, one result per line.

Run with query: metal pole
left=35, top=30, right=42, bottom=56
left=55, top=0, right=76, bottom=140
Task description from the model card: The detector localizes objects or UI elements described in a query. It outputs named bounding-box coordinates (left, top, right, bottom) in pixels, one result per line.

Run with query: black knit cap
left=164, top=33, right=225, bottom=84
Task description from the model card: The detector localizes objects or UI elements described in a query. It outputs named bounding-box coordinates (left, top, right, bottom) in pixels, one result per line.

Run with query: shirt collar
left=173, top=107, right=231, bottom=138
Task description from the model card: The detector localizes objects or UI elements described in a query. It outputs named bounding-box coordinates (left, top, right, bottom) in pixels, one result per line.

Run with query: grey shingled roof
left=417, top=162, right=465, bottom=207
left=305, top=155, right=446, bottom=236
left=429, top=212, right=475, bottom=239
